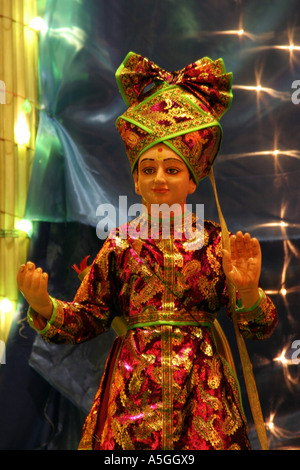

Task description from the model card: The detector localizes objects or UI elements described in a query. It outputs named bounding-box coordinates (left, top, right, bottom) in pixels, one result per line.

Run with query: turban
left=115, top=51, right=232, bottom=184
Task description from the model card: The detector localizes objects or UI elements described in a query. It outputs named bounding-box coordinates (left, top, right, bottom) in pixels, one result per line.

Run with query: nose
left=154, top=166, right=167, bottom=184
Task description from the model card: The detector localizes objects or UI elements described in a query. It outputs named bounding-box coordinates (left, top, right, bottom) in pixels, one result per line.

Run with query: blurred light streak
left=287, top=239, right=300, bottom=258
left=265, top=285, right=300, bottom=296
left=265, top=412, right=297, bottom=441
left=232, top=84, right=291, bottom=101
left=184, top=29, right=273, bottom=41
left=274, top=345, right=300, bottom=392
left=245, top=25, right=300, bottom=68
left=220, top=148, right=300, bottom=162
left=246, top=44, right=300, bottom=53
left=252, top=222, right=300, bottom=229
left=274, top=347, right=292, bottom=366
left=274, top=44, right=300, bottom=52
left=48, top=26, right=87, bottom=52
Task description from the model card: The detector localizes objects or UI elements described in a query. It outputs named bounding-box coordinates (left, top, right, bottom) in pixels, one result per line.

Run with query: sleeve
left=27, top=237, right=121, bottom=344
left=233, top=288, right=278, bottom=341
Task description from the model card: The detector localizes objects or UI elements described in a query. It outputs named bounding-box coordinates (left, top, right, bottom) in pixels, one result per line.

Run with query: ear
left=188, top=178, right=197, bottom=195
left=133, top=168, right=141, bottom=195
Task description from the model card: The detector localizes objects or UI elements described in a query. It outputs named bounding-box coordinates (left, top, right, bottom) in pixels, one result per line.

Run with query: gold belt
left=111, top=310, right=216, bottom=337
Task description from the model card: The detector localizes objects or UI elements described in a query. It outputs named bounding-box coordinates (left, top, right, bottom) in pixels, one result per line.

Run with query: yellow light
left=16, top=219, right=33, bottom=237
left=0, top=299, right=13, bottom=315
left=256, top=84, right=262, bottom=92
left=275, top=350, right=288, bottom=365
left=266, top=419, right=274, bottom=431
left=238, top=29, right=244, bottom=36
left=280, top=288, right=287, bottom=296
left=29, top=17, right=48, bottom=33
left=279, top=221, right=288, bottom=228
left=14, top=112, right=30, bottom=146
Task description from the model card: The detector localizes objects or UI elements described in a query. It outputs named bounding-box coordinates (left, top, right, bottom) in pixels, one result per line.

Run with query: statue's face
left=134, top=144, right=196, bottom=212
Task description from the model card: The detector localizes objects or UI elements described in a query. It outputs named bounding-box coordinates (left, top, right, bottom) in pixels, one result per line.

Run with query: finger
left=39, top=271, right=49, bottom=295
left=243, top=232, right=253, bottom=258
left=234, top=231, right=247, bottom=259
left=250, top=237, right=261, bottom=259
left=235, top=231, right=255, bottom=260
left=16, top=264, right=26, bottom=288
left=229, top=235, right=237, bottom=260
left=23, top=262, right=36, bottom=291
left=231, top=232, right=245, bottom=261
left=31, top=267, right=43, bottom=291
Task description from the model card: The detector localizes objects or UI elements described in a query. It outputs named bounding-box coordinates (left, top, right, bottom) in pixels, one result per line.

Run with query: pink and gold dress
left=28, top=214, right=277, bottom=450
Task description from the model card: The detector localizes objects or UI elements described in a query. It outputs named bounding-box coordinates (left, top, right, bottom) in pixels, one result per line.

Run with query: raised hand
left=222, top=231, right=261, bottom=309
left=17, top=262, right=53, bottom=323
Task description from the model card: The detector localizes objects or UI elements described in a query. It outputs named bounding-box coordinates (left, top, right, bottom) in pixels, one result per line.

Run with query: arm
left=17, top=240, right=119, bottom=344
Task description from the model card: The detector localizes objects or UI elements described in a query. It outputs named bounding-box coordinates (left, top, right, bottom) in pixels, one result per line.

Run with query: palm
left=222, top=231, right=261, bottom=291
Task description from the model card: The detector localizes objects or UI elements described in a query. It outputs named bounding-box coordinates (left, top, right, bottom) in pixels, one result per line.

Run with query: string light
left=0, top=298, right=13, bottom=315
left=190, top=28, right=273, bottom=41
left=184, top=21, right=273, bottom=42
left=272, top=44, right=300, bottom=52
left=244, top=26, right=300, bottom=70
left=28, top=17, right=48, bottom=33
left=15, top=219, right=33, bottom=237
left=265, top=411, right=300, bottom=444
left=274, top=348, right=289, bottom=366
left=0, top=298, right=16, bottom=351
left=247, top=43, right=300, bottom=53
left=265, top=413, right=275, bottom=432
left=233, top=84, right=290, bottom=101
left=14, top=111, right=31, bottom=146
left=274, top=345, right=300, bottom=393
left=220, top=148, right=300, bottom=162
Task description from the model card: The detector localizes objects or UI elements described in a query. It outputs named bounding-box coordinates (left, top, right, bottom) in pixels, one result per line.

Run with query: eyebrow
left=139, top=158, right=185, bottom=165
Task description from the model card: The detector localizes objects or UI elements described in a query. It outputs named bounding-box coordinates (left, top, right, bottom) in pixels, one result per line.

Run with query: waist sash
left=111, top=309, right=216, bottom=336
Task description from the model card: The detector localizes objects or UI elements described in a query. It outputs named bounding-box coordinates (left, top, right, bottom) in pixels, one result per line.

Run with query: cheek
left=138, top=180, right=153, bottom=199
left=171, top=175, right=191, bottom=190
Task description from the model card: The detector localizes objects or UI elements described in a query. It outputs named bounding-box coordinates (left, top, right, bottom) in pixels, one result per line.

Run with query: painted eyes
left=142, top=167, right=180, bottom=175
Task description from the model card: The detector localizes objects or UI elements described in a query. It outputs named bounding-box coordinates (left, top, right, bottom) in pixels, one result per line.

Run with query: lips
left=152, top=188, right=169, bottom=193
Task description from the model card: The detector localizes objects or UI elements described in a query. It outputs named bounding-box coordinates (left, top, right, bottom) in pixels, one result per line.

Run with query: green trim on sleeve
left=27, top=296, right=57, bottom=334
left=235, top=288, right=263, bottom=313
